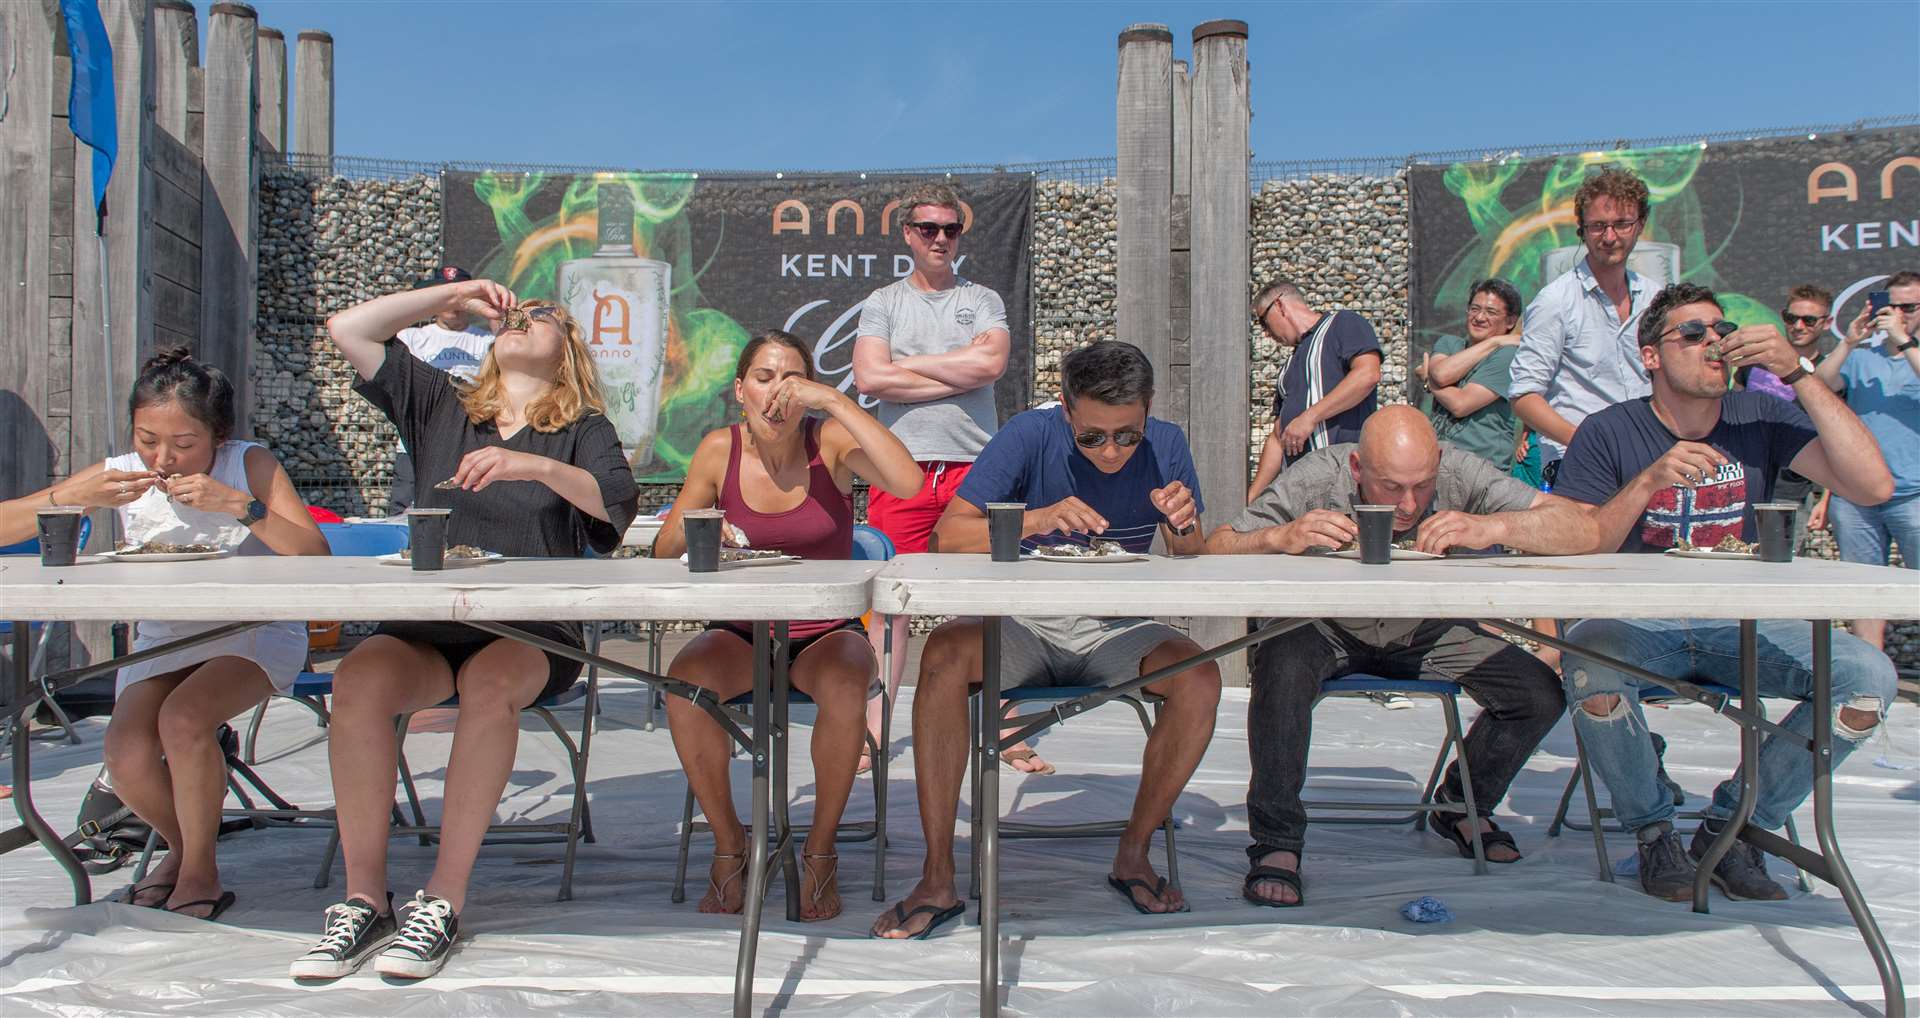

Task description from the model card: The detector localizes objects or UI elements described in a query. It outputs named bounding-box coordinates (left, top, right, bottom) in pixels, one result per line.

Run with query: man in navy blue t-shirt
left=870, top=342, right=1222, bottom=938
left=1248, top=279, right=1383, bottom=500
left=1553, top=282, right=1896, bottom=904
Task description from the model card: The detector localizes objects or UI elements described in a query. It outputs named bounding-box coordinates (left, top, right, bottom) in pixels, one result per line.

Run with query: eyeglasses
left=1659, top=319, right=1738, bottom=344
left=906, top=220, right=963, bottom=240
left=1780, top=311, right=1828, bottom=328
left=1581, top=218, right=1642, bottom=237
left=502, top=304, right=562, bottom=332
left=1465, top=303, right=1509, bottom=320
left=1073, top=428, right=1145, bottom=449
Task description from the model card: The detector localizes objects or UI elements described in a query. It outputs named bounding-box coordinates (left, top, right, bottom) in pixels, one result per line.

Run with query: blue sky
left=244, top=0, right=1919, bottom=169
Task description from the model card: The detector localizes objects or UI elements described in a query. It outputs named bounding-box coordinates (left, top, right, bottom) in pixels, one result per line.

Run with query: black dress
left=353, top=341, right=640, bottom=696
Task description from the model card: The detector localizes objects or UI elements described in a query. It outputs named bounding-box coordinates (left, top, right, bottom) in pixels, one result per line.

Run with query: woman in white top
left=0, top=347, right=327, bottom=919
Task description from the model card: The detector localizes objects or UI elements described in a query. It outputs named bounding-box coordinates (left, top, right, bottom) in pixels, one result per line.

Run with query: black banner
left=442, top=171, right=1033, bottom=483
left=1409, top=127, right=1919, bottom=386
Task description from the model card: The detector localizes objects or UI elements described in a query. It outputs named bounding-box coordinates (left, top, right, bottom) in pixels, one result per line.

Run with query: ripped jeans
left=1561, top=618, right=1895, bottom=834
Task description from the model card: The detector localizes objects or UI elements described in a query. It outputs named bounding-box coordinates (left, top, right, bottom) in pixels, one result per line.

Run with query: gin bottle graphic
left=557, top=182, right=672, bottom=473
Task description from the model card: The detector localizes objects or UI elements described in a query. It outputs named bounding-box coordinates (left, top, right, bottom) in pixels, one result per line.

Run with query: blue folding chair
left=3, top=518, right=95, bottom=746
left=1302, top=674, right=1491, bottom=874
left=671, top=524, right=897, bottom=907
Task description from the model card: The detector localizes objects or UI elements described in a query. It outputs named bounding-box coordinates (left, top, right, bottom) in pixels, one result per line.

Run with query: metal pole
left=979, top=615, right=1002, bottom=1017
left=733, top=621, right=772, bottom=1018
left=1692, top=619, right=1759, bottom=913
left=6, top=623, right=92, bottom=904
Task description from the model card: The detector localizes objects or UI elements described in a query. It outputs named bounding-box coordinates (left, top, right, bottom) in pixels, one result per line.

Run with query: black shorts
left=370, top=620, right=584, bottom=702
left=702, top=619, right=867, bottom=666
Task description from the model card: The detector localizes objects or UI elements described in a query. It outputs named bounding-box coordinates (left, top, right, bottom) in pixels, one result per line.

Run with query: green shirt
left=1426, top=334, right=1519, bottom=472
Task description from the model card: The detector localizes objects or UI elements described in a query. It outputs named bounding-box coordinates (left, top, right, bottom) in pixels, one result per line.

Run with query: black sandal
left=1106, top=874, right=1189, bottom=915
left=1433, top=809, right=1521, bottom=862
left=1242, top=864, right=1304, bottom=908
left=167, top=890, right=236, bottom=921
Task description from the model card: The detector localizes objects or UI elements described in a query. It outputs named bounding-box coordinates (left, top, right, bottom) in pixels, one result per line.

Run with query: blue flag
left=59, top=0, right=117, bottom=230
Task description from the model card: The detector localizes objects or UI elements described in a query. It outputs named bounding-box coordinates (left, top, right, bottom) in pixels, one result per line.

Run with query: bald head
left=1351, top=407, right=1442, bottom=533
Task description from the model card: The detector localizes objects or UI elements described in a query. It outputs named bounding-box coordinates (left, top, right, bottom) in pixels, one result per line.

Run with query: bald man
left=1207, top=407, right=1592, bottom=907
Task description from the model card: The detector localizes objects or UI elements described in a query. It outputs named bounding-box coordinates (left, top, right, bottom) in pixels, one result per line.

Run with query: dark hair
left=1574, top=167, right=1651, bottom=227
left=1467, top=278, right=1523, bottom=320
left=1638, top=283, right=1724, bottom=347
left=1885, top=270, right=1920, bottom=290
left=734, top=329, right=816, bottom=381
left=1061, top=341, right=1154, bottom=408
left=1785, top=283, right=1833, bottom=309
left=129, top=346, right=236, bottom=441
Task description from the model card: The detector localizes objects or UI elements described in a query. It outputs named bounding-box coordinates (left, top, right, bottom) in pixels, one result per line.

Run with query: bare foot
left=799, top=852, right=841, bottom=922
left=870, top=877, right=962, bottom=939
left=164, top=871, right=226, bottom=918
left=1247, top=849, right=1301, bottom=905
left=129, top=855, right=181, bottom=908
left=699, top=852, right=746, bottom=914
left=1108, top=852, right=1186, bottom=913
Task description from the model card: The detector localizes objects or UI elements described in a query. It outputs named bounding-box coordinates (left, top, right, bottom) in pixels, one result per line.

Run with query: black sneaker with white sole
left=375, top=891, right=459, bottom=979
left=289, top=894, right=395, bottom=979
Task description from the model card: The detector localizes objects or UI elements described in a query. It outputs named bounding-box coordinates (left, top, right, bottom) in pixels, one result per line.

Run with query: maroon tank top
left=717, top=420, right=855, bottom=639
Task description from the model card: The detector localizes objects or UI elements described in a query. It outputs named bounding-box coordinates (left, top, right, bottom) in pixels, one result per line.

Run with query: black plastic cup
left=1754, top=502, right=1797, bottom=563
left=36, top=507, right=85, bottom=567
left=684, top=509, right=724, bottom=573
left=1354, top=505, right=1395, bottom=565
left=406, top=508, right=452, bottom=571
left=987, top=503, right=1026, bottom=563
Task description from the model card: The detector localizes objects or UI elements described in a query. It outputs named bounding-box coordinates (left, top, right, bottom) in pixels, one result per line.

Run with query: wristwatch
left=1898, top=337, right=1919, bottom=353
left=236, top=498, right=268, bottom=527
left=1777, top=355, right=1818, bottom=385
left=1169, top=522, right=1197, bottom=537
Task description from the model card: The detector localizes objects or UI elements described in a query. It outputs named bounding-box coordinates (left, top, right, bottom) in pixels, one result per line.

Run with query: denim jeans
left=1831, top=491, right=1920, bottom=570
left=1246, top=618, right=1564, bottom=857
left=1561, top=618, right=1896, bottom=833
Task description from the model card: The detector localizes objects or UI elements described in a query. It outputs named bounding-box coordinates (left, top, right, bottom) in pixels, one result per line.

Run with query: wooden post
left=1168, top=59, right=1192, bottom=430
left=203, top=3, right=259, bottom=434
left=1188, top=20, right=1251, bottom=685
left=151, top=0, right=197, bottom=146
left=293, top=29, right=333, bottom=161
left=256, top=27, right=287, bottom=153
left=1115, top=24, right=1172, bottom=387
left=0, top=2, right=55, bottom=499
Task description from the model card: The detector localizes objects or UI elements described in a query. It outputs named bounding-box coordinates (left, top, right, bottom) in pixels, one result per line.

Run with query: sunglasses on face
left=1780, top=311, right=1828, bottom=328
left=906, top=220, right=963, bottom=241
left=502, top=304, right=562, bottom=332
left=1073, top=428, right=1145, bottom=449
left=1660, top=319, right=1738, bottom=344
left=1881, top=302, right=1920, bottom=315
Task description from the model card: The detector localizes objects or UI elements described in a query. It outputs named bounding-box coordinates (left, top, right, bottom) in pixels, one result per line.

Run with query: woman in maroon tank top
left=654, top=330, right=920, bottom=920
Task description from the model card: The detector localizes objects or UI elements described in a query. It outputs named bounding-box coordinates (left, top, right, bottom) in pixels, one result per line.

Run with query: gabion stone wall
left=254, top=170, right=442, bottom=515
left=1250, top=173, right=1413, bottom=472
left=1031, top=180, right=1119, bottom=400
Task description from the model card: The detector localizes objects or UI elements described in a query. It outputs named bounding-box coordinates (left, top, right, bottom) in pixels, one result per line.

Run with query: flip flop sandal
left=127, top=882, right=175, bottom=909
left=1432, top=810, right=1521, bottom=862
left=1106, top=874, right=1189, bottom=915
left=168, top=890, right=236, bottom=922
left=799, top=853, right=841, bottom=922
left=1002, top=748, right=1055, bottom=776
left=704, top=852, right=747, bottom=914
left=871, top=900, right=965, bottom=940
left=1242, top=864, right=1305, bottom=908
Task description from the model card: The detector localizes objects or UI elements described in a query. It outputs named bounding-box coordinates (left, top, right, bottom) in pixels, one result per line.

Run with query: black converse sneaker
left=375, top=891, right=460, bottom=979
left=289, top=894, right=395, bottom=979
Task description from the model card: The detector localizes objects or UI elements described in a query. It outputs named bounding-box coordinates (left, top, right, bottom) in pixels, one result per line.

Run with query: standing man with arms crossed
left=852, top=183, right=1026, bottom=773
left=1815, top=270, right=1920, bottom=653
left=1508, top=168, right=1658, bottom=487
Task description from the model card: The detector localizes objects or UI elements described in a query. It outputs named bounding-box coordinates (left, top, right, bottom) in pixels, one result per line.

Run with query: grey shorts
left=997, top=615, right=1187, bottom=689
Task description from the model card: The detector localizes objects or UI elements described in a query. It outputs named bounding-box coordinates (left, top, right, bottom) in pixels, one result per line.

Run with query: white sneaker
left=1372, top=692, right=1414, bottom=711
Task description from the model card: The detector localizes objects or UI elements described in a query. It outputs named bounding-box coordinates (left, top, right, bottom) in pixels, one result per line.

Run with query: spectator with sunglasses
left=1815, top=270, right=1920, bottom=653
left=1509, top=168, right=1658, bottom=483
left=871, top=341, right=1221, bottom=936
left=1549, top=282, right=1894, bottom=903
left=852, top=182, right=1020, bottom=774
left=1735, top=284, right=1836, bottom=553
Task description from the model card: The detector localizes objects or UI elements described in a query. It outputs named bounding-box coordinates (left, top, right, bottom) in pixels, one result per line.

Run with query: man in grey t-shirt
left=852, top=182, right=1015, bottom=771
left=1206, top=407, right=1588, bottom=907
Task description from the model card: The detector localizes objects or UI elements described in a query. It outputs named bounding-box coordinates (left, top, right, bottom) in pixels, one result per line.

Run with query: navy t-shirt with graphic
left=1273, top=310, right=1383, bottom=464
left=1553, top=392, right=1818, bottom=553
left=955, top=405, right=1204, bottom=554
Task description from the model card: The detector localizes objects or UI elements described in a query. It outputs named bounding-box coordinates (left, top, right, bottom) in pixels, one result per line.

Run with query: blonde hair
left=458, top=301, right=609, bottom=432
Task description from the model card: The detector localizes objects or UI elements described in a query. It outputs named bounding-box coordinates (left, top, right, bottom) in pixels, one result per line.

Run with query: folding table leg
left=979, top=615, right=1002, bottom=1018
left=1692, top=620, right=1759, bottom=914
left=733, top=622, right=773, bottom=1018
left=6, top=623, right=90, bottom=905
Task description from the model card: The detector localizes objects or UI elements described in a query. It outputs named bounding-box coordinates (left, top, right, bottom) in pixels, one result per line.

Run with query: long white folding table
left=0, top=553, right=879, bottom=1018
left=871, top=551, right=1919, bottom=1018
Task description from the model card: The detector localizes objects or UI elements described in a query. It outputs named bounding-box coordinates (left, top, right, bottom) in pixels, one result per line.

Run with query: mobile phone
left=1868, top=290, right=1890, bottom=315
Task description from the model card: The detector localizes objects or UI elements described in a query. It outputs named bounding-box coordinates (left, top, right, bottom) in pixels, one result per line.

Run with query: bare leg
left=1850, top=618, right=1887, bottom=652
left=421, top=640, right=549, bottom=913
left=152, top=657, right=274, bottom=915
left=871, top=619, right=977, bottom=938
left=662, top=630, right=755, bottom=913
left=789, top=631, right=874, bottom=921
left=1109, top=638, right=1221, bottom=913
left=327, top=636, right=454, bottom=913
left=102, top=671, right=190, bottom=904
left=862, top=614, right=911, bottom=770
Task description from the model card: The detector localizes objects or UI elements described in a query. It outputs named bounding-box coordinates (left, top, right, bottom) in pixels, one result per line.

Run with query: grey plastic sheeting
left=3, top=683, right=1915, bottom=1016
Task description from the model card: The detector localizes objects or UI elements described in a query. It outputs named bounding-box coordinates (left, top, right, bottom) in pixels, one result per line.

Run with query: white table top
left=870, top=553, right=1920, bottom=621
left=0, top=555, right=880, bottom=623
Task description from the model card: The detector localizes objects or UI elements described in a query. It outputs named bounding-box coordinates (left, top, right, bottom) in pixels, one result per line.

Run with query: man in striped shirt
left=1248, top=280, right=1383, bottom=502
